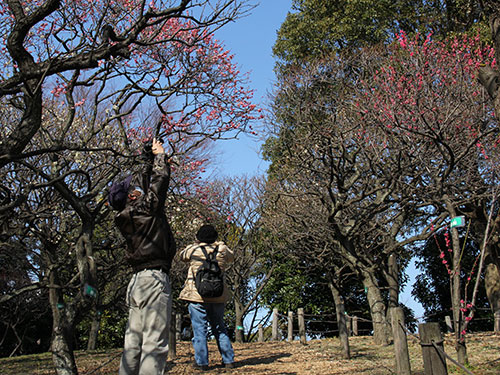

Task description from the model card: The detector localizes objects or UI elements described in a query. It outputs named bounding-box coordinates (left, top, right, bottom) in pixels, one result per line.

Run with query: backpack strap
left=200, top=244, right=219, bottom=261
left=199, top=245, right=209, bottom=259
left=191, top=246, right=209, bottom=279
left=190, top=245, right=219, bottom=279
left=211, top=245, right=219, bottom=260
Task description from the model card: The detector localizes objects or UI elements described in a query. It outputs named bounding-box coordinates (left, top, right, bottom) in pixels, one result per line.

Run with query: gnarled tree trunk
left=327, top=276, right=350, bottom=359
left=49, top=225, right=97, bottom=375
left=49, top=269, right=78, bottom=375
left=361, top=271, right=391, bottom=346
left=87, top=309, right=101, bottom=351
left=485, top=244, right=500, bottom=331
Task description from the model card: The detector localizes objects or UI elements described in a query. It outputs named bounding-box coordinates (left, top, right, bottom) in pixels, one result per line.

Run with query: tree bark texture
left=328, top=281, right=350, bottom=359
left=450, top=225, right=468, bottom=365
left=86, top=311, right=100, bottom=351
left=485, top=243, right=500, bottom=323
left=48, top=269, right=78, bottom=375
left=234, top=301, right=244, bottom=343
left=362, top=271, right=391, bottom=346
left=485, top=260, right=500, bottom=327
left=387, top=253, right=399, bottom=309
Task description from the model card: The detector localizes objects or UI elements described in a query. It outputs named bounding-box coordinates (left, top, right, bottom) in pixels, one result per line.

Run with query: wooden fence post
left=352, top=316, right=358, bottom=336
left=347, top=315, right=351, bottom=336
left=391, top=307, right=411, bottom=375
left=175, top=312, right=182, bottom=341
left=495, top=310, right=500, bottom=332
left=298, top=308, right=306, bottom=345
left=419, top=322, right=448, bottom=375
left=272, top=308, right=279, bottom=341
left=258, top=324, right=264, bottom=342
left=168, top=311, right=176, bottom=359
left=287, top=311, right=294, bottom=341
left=445, top=316, right=453, bottom=333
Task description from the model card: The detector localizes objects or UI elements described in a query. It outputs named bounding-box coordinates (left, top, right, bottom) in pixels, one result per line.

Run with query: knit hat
left=108, top=175, right=133, bottom=211
left=196, top=224, right=218, bottom=243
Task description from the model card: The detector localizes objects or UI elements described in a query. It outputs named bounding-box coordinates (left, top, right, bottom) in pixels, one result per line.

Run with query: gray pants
left=119, top=269, right=171, bottom=375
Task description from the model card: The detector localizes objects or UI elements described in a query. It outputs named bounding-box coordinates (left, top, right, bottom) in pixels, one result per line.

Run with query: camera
left=142, top=141, right=154, bottom=161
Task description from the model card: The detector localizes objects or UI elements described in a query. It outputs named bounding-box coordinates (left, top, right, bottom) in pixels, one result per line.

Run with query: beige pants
left=119, top=269, right=171, bottom=375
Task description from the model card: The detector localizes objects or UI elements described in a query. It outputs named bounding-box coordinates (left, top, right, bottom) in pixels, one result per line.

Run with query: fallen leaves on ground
left=1, top=332, right=499, bottom=374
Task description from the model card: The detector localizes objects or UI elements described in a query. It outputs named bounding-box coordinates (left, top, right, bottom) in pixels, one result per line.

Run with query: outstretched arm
left=146, top=138, right=171, bottom=212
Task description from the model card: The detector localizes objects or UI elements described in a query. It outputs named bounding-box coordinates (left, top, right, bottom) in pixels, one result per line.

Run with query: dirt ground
left=2, top=332, right=499, bottom=374
left=76, top=332, right=500, bottom=375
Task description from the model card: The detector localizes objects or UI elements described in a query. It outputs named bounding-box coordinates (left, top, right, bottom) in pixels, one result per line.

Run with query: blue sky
left=211, top=1, right=292, bottom=177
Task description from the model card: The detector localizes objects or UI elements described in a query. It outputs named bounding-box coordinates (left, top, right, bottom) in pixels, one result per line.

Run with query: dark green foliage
left=0, top=292, right=52, bottom=357
left=273, top=0, right=487, bottom=66
left=259, top=254, right=371, bottom=338
left=0, top=229, right=52, bottom=356
left=76, top=309, right=127, bottom=350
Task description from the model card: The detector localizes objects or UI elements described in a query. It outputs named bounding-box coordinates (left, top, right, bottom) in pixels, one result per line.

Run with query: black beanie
left=108, top=175, right=133, bottom=211
left=196, top=224, right=218, bottom=243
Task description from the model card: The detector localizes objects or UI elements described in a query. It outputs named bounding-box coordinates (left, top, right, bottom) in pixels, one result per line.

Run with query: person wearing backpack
left=179, top=224, right=235, bottom=371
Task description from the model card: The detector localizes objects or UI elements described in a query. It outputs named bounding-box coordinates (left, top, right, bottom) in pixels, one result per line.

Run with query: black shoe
left=225, top=362, right=235, bottom=369
left=193, top=363, right=209, bottom=371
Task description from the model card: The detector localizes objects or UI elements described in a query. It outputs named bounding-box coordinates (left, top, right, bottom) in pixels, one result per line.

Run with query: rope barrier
left=303, top=313, right=336, bottom=318
left=430, top=341, right=475, bottom=375
left=351, top=316, right=370, bottom=323
left=304, top=319, right=337, bottom=324
left=307, top=330, right=340, bottom=334
left=274, top=308, right=497, bottom=339
left=399, top=321, right=420, bottom=341
left=399, top=320, right=481, bottom=375
left=273, top=307, right=498, bottom=375
left=478, top=356, right=500, bottom=366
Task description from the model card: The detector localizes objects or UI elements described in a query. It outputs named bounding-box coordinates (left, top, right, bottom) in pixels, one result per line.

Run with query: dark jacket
left=115, top=153, right=176, bottom=273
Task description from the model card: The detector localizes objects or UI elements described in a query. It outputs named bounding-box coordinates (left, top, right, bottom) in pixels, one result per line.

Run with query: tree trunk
left=234, top=300, right=244, bottom=343
left=387, top=254, right=399, bottom=309
left=449, top=224, right=468, bottom=365
left=87, top=309, right=100, bottom=351
left=51, top=326, right=77, bottom=375
left=328, top=280, right=350, bottom=359
left=49, top=269, right=78, bottom=375
left=48, top=224, right=96, bottom=375
left=485, top=251, right=500, bottom=330
left=361, top=271, right=390, bottom=346
left=332, top=227, right=390, bottom=345
left=74, top=226, right=99, bottom=352
left=386, top=253, right=399, bottom=343
left=444, top=199, right=469, bottom=365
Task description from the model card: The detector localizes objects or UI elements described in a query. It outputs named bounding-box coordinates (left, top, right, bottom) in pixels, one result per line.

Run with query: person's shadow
left=216, top=351, right=293, bottom=370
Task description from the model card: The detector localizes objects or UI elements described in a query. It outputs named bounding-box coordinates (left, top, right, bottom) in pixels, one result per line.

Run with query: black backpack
left=195, top=245, right=224, bottom=298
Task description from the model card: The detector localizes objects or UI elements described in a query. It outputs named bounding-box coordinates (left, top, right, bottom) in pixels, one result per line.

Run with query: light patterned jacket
left=178, top=241, right=234, bottom=303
